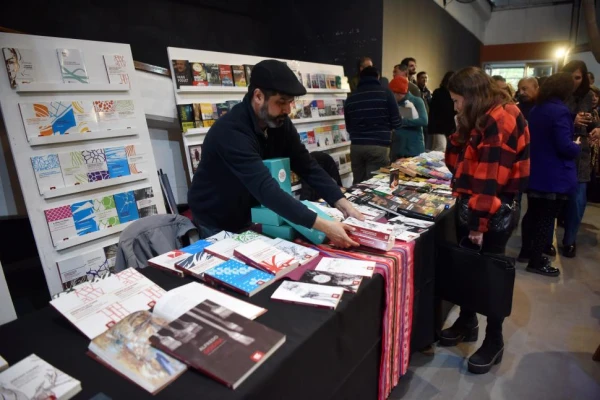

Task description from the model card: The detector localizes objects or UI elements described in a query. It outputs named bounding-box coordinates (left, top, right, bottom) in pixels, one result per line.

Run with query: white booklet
left=271, top=281, right=344, bottom=310
left=50, top=268, right=167, bottom=339
left=205, top=237, right=243, bottom=261
left=234, top=239, right=298, bottom=276
left=0, top=354, right=81, bottom=400
left=264, top=238, right=319, bottom=266
left=315, top=257, right=375, bottom=278
left=152, top=282, right=266, bottom=322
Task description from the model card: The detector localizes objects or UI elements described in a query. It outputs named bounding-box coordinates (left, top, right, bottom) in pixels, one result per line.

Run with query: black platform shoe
left=543, top=245, right=556, bottom=257
left=439, top=316, right=478, bottom=347
left=526, top=257, right=560, bottom=277
left=468, top=335, right=504, bottom=374
left=563, top=244, right=576, bottom=258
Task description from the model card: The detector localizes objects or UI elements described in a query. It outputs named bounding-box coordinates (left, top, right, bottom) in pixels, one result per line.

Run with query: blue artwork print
left=49, top=102, right=76, bottom=135
left=113, top=191, right=140, bottom=223
left=71, top=200, right=99, bottom=236
left=31, top=154, right=60, bottom=172
left=105, top=146, right=130, bottom=178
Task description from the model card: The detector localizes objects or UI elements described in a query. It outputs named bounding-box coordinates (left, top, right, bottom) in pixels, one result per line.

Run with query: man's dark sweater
left=344, top=76, right=402, bottom=146
left=188, top=95, right=344, bottom=233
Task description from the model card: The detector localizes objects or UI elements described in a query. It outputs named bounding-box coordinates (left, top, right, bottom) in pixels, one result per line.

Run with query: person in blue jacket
left=388, top=76, right=428, bottom=160
left=519, top=73, right=581, bottom=277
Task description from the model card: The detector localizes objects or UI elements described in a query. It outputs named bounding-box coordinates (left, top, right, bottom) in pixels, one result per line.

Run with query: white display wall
left=166, top=47, right=352, bottom=190
left=0, top=33, right=166, bottom=295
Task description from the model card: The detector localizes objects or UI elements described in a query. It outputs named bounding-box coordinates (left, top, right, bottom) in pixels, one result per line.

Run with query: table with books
left=0, top=152, right=455, bottom=400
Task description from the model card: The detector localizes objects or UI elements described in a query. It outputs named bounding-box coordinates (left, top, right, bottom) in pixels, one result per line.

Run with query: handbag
left=457, top=196, right=520, bottom=233
left=437, top=238, right=516, bottom=319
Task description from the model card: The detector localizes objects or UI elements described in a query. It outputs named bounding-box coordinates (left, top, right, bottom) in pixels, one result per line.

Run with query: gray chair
left=115, top=214, right=198, bottom=271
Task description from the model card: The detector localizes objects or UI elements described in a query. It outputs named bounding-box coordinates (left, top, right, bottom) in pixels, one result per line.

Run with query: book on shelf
left=317, top=100, right=326, bottom=117
left=150, top=301, right=285, bottom=390
left=82, top=149, right=110, bottom=182
left=57, top=243, right=118, bottom=289
left=200, top=103, right=215, bottom=120
left=310, top=101, right=319, bottom=118
left=113, top=191, right=140, bottom=224
left=147, top=250, right=187, bottom=277
left=243, top=65, right=253, bottom=84
left=203, top=119, right=216, bottom=128
left=133, top=187, right=159, bottom=217
left=173, top=60, right=193, bottom=88
left=103, top=53, right=130, bottom=86
left=315, top=257, right=375, bottom=278
left=125, top=144, right=149, bottom=175
left=88, top=310, right=187, bottom=394
left=19, top=103, right=53, bottom=138
left=188, top=145, right=202, bottom=174
left=105, top=146, right=131, bottom=178
left=318, top=74, right=326, bottom=89
left=57, top=48, right=88, bottom=84
left=116, top=99, right=136, bottom=122
left=226, top=100, right=241, bottom=110
left=71, top=199, right=99, bottom=236
left=44, top=205, right=77, bottom=246
left=72, top=100, right=99, bottom=132
left=93, top=195, right=121, bottom=230
left=177, top=104, right=195, bottom=133
left=31, top=154, right=65, bottom=194
left=232, top=65, right=247, bottom=87
left=50, top=268, right=166, bottom=339
left=203, top=259, right=276, bottom=297
left=219, top=65, right=234, bottom=86
left=0, top=354, right=81, bottom=400
left=343, top=217, right=393, bottom=241
left=205, top=63, right=222, bottom=86
left=299, top=269, right=362, bottom=293
left=189, top=62, right=208, bottom=86
left=233, top=239, right=298, bottom=277
left=216, top=103, right=229, bottom=118
left=271, top=280, right=344, bottom=310
left=310, top=75, right=319, bottom=89
left=3, top=47, right=35, bottom=88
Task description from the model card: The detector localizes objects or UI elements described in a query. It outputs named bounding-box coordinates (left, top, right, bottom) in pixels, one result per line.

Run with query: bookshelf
left=166, top=47, right=352, bottom=183
left=0, top=33, right=166, bottom=295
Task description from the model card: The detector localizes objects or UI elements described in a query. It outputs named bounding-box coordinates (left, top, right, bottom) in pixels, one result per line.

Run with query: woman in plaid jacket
left=441, top=67, right=530, bottom=375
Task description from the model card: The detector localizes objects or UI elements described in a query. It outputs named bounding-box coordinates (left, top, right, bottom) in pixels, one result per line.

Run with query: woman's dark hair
left=536, top=73, right=575, bottom=104
left=561, top=60, right=590, bottom=98
left=440, top=71, right=454, bottom=88
left=447, top=67, right=513, bottom=143
left=360, top=66, right=379, bottom=78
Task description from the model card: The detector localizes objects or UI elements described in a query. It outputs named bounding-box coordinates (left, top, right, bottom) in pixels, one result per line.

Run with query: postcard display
left=166, top=47, right=352, bottom=190
left=0, top=33, right=166, bottom=295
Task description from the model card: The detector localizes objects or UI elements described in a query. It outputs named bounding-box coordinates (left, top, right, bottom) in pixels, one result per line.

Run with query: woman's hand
left=575, top=136, right=582, bottom=145
left=468, top=230, right=484, bottom=246
left=575, top=112, right=592, bottom=127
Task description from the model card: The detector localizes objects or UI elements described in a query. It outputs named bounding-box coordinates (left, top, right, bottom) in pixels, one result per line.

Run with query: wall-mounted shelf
left=177, top=86, right=247, bottom=93
left=28, top=129, right=138, bottom=146
left=185, top=127, right=210, bottom=136
left=292, top=115, right=344, bottom=125
left=308, top=141, right=351, bottom=153
left=306, top=88, right=349, bottom=94
left=42, top=173, right=148, bottom=199
left=54, top=221, right=134, bottom=251
left=16, top=83, right=130, bottom=93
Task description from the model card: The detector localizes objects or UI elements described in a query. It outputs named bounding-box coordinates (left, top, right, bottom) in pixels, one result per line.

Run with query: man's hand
left=313, top=217, right=359, bottom=248
left=334, top=197, right=365, bottom=221
left=575, top=112, right=592, bottom=127
left=468, top=230, right=483, bottom=246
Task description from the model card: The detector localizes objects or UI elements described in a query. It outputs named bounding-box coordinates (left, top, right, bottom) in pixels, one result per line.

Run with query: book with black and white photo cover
left=88, top=311, right=187, bottom=394
left=244, top=64, right=253, bottom=84
left=299, top=269, right=362, bottom=293
left=150, top=300, right=285, bottom=389
left=205, top=63, right=221, bottom=86
left=57, top=48, right=88, bottom=84
left=0, top=354, right=81, bottom=400
left=172, top=59, right=193, bottom=88
left=271, top=281, right=344, bottom=310
left=315, top=257, right=375, bottom=278
left=3, top=48, right=35, bottom=88
left=188, top=144, right=202, bottom=174
left=133, top=187, right=158, bottom=217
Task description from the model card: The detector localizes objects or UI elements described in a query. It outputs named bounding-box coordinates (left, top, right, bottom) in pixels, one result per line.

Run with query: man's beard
left=259, top=103, right=287, bottom=128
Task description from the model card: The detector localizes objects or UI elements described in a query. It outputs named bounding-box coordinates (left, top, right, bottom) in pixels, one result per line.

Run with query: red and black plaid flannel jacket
left=445, top=103, right=530, bottom=232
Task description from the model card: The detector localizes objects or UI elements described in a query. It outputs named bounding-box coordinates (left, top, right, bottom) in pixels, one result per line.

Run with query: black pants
left=455, top=216, right=511, bottom=337
left=521, top=196, right=564, bottom=267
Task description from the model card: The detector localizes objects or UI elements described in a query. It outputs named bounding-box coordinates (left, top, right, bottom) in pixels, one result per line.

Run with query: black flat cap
left=250, top=59, right=307, bottom=97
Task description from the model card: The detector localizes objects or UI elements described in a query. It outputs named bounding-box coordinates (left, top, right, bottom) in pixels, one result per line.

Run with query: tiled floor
left=391, top=202, right=600, bottom=400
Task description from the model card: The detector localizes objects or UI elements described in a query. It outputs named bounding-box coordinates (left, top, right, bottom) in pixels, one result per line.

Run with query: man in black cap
left=188, top=59, right=364, bottom=247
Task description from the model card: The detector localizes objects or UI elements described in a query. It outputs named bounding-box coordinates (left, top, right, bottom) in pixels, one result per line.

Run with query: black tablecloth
left=0, top=268, right=384, bottom=400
